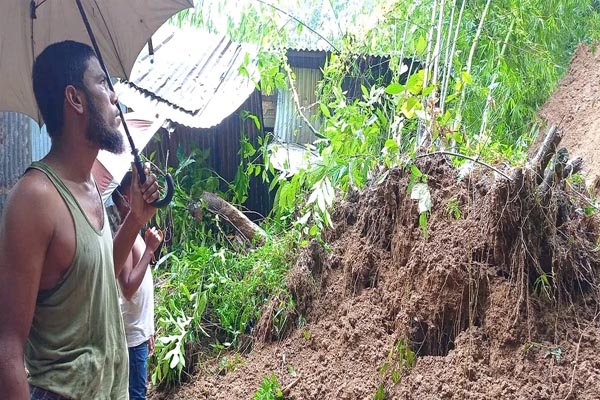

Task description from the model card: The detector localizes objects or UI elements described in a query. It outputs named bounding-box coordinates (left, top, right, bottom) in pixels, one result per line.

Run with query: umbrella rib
left=92, top=0, right=128, bottom=77
left=30, top=4, right=41, bottom=124
left=33, top=0, right=50, bottom=11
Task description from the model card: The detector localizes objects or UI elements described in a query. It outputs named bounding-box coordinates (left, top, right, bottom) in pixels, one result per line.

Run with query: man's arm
left=113, top=165, right=159, bottom=277
left=118, top=229, right=161, bottom=300
left=0, top=177, right=54, bottom=399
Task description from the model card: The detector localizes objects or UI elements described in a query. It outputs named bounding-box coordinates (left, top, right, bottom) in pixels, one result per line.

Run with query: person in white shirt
left=111, top=171, right=163, bottom=400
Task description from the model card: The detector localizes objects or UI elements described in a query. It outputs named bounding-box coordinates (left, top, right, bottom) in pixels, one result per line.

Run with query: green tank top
left=24, top=161, right=128, bottom=399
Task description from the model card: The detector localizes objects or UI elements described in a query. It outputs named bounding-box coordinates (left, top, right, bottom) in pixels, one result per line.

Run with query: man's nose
left=110, top=88, right=118, bottom=105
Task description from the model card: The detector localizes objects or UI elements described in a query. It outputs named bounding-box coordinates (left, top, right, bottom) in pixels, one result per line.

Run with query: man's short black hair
left=32, top=40, right=96, bottom=138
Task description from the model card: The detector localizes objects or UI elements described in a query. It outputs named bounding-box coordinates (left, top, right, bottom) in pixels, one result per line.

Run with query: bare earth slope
left=539, top=43, right=600, bottom=187
left=153, top=155, right=600, bottom=400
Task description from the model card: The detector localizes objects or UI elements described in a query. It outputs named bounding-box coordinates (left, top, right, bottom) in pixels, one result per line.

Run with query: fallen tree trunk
left=540, top=147, right=569, bottom=196
left=528, top=125, right=562, bottom=184
left=189, top=192, right=267, bottom=245
left=563, top=156, right=583, bottom=178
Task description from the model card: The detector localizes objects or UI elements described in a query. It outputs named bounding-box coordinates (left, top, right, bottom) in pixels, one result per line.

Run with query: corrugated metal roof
left=115, top=26, right=260, bottom=129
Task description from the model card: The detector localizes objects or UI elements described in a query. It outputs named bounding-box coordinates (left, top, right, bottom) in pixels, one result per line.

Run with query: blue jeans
left=128, top=341, right=149, bottom=400
left=29, top=385, right=68, bottom=400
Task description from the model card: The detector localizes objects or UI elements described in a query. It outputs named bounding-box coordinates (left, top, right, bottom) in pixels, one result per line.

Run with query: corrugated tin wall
left=0, top=113, right=32, bottom=216
left=0, top=113, right=51, bottom=217
left=145, top=90, right=273, bottom=218
left=31, top=123, right=51, bottom=162
left=274, top=67, right=322, bottom=144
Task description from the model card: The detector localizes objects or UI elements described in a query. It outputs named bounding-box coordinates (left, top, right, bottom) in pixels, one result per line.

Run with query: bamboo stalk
left=422, top=0, right=439, bottom=90
left=439, top=0, right=457, bottom=113
left=440, top=0, right=465, bottom=115
left=417, top=0, right=439, bottom=149
left=428, top=0, right=447, bottom=143
left=451, top=0, right=492, bottom=148
left=478, top=18, right=515, bottom=140
left=431, top=0, right=446, bottom=87
left=398, top=0, right=420, bottom=63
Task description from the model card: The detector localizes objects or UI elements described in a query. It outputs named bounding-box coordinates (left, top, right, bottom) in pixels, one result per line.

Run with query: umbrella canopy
left=0, top=0, right=193, bottom=124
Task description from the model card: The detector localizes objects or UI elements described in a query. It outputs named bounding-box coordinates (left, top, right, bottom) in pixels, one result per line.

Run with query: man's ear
left=64, top=85, right=85, bottom=115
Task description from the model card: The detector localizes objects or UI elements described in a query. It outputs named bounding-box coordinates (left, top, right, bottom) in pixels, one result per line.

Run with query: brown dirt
left=151, top=154, right=600, bottom=399
left=538, top=43, right=600, bottom=187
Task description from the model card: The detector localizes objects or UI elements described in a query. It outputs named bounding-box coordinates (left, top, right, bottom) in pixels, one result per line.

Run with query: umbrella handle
left=134, top=153, right=174, bottom=208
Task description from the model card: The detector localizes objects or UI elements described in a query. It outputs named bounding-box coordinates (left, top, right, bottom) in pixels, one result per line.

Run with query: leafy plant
left=533, top=272, right=552, bottom=299
left=445, top=197, right=462, bottom=220
left=379, top=339, right=417, bottom=385
left=408, top=165, right=432, bottom=239
left=218, top=353, right=246, bottom=374
left=148, top=149, right=299, bottom=386
left=523, top=342, right=563, bottom=365
left=374, top=383, right=387, bottom=400
left=253, top=374, right=285, bottom=400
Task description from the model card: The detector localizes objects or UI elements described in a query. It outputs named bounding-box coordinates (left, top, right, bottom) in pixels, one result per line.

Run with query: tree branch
left=255, top=0, right=340, bottom=52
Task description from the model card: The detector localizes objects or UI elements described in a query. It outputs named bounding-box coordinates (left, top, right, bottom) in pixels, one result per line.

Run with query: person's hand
left=144, top=227, right=164, bottom=253
left=148, top=335, right=155, bottom=357
left=128, top=163, right=160, bottom=225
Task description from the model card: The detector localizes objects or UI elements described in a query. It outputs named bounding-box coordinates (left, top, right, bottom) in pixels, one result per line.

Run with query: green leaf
left=419, top=212, right=429, bottom=239
left=320, top=103, right=331, bottom=118
left=196, top=291, right=208, bottom=316
left=379, top=362, right=390, bottom=376
left=410, top=165, right=423, bottom=179
left=375, top=383, right=387, bottom=400
left=385, top=83, right=404, bottom=95
left=158, top=335, right=178, bottom=344
left=416, top=35, right=427, bottom=55
left=461, top=71, right=473, bottom=85
left=392, top=369, right=401, bottom=384
left=401, top=97, right=420, bottom=118
left=384, top=139, right=399, bottom=153
left=248, top=114, right=261, bottom=130
left=361, top=84, right=369, bottom=98
left=422, top=85, right=435, bottom=96
left=406, top=70, right=425, bottom=95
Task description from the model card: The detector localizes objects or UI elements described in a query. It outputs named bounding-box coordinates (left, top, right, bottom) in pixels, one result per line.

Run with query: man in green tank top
left=0, top=41, right=161, bottom=399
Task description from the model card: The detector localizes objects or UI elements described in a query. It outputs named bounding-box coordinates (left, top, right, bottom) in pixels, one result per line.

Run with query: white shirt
left=120, top=267, right=154, bottom=347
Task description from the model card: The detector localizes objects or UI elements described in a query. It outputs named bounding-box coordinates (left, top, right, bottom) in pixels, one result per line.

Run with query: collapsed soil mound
left=539, top=43, right=600, bottom=187
left=154, top=155, right=600, bottom=399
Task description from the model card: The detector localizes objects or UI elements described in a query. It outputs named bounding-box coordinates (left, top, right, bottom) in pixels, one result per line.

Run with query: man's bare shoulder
left=1, top=169, right=61, bottom=229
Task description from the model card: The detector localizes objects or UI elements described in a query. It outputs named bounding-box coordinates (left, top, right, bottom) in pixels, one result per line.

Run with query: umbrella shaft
left=74, top=0, right=145, bottom=183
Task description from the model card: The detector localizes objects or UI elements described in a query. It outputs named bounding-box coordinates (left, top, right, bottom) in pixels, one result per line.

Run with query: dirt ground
left=539, top=43, right=600, bottom=187
left=151, top=44, right=600, bottom=400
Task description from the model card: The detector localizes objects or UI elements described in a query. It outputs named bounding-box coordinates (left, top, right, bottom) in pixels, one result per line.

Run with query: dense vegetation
left=149, top=0, right=600, bottom=388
